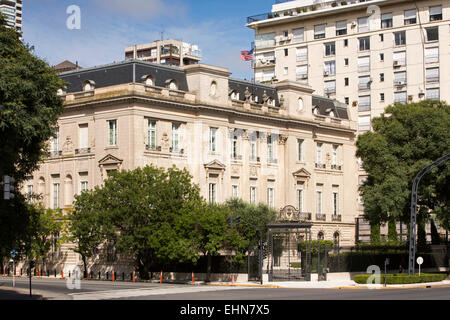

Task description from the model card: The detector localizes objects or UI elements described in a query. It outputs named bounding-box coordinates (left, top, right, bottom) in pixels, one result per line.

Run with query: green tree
left=356, top=101, right=450, bottom=239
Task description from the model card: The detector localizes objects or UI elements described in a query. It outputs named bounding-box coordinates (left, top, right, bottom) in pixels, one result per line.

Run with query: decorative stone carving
left=62, top=136, right=74, bottom=155
left=161, top=133, right=170, bottom=148
left=279, top=95, right=285, bottom=109
left=231, top=165, right=240, bottom=176
left=244, top=87, right=251, bottom=102
left=249, top=166, right=258, bottom=177
left=278, top=135, right=288, bottom=145
left=262, top=90, right=269, bottom=104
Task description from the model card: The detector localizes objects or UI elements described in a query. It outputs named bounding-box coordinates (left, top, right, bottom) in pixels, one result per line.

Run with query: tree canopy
left=356, top=100, right=450, bottom=237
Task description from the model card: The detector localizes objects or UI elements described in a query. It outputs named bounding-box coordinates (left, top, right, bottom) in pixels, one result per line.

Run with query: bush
left=353, top=273, right=446, bottom=284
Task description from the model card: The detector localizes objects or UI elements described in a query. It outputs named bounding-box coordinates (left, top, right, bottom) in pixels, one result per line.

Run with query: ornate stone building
left=23, top=59, right=359, bottom=269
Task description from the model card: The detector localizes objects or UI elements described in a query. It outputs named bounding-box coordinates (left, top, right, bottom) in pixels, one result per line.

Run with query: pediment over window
left=99, top=154, right=123, bottom=166
left=204, top=160, right=226, bottom=171
left=293, top=168, right=311, bottom=179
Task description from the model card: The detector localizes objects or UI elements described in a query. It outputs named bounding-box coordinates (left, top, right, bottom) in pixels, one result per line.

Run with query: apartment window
left=52, top=183, right=60, bottom=210
left=250, top=186, right=257, bottom=204
left=316, top=190, right=323, bottom=214
left=358, top=17, right=369, bottom=33
left=358, top=115, right=371, bottom=131
left=172, top=123, right=180, bottom=152
left=293, top=27, right=304, bottom=43
left=296, top=47, right=308, bottom=62
left=359, top=37, right=370, bottom=51
left=380, top=93, right=385, bottom=101
left=260, top=69, right=275, bottom=82
left=283, top=67, right=289, bottom=75
left=359, top=95, right=371, bottom=112
left=430, top=6, right=443, bottom=21
left=380, top=73, right=385, bottom=82
left=344, top=58, right=349, bottom=66
left=324, top=61, right=336, bottom=76
left=231, top=185, right=239, bottom=199
left=336, top=20, right=347, bottom=36
left=344, top=39, right=348, bottom=47
left=394, top=91, right=407, bottom=103
left=426, top=68, right=439, bottom=83
left=250, top=133, right=257, bottom=161
left=393, top=51, right=406, bottom=66
left=108, top=120, right=117, bottom=146
left=147, top=120, right=156, bottom=149
left=209, top=183, right=216, bottom=204
left=231, top=134, right=239, bottom=159
left=324, top=42, right=335, bottom=56
left=379, top=34, right=384, bottom=42
left=426, top=88, right=440, bottom=100
left=381, top=13, right=393, bottom=29
left=297, top=189, right=304, bottom=212
left=267, top=135, right=274, bottom=162
left=345, top=97, right=349, bottom=105
left=26, top=185, right=33, bottom=204
left=345, top=78, right=349, bottom=86
left=297, top=139, right=303, bottom=161
left=51, top=127, right=60, bottom=152
left=314, top=24, right=326, bottom=39
left=358, top=56, right=370, bottom=73
left=425, top=47, right=439, bottom=64
left=316, top=143, right=322, bottom=165
left=267, top=188, right=275, bottom=208
left=394, top=31, right=406, bottom=46
left=380, top=53, right=384, bottom=61
left=324, top=80, right=336, bottom=94
left=333, top=192, right=339, bottom=216
left=332, top=145, right=338, bottom=166
left=209, top=127, right=217, bottom=152
left=404, top=9, right=417, bottom=25
left=394, top=71, right=407, bottom=85
left=284, top=48, right=289, bottom=56
left=78, top=124, right=89, bottom=150
left=426, top=27, right=439, bottom=42
left=255, top=32, right=275, bottom=48
left=296, top=65, right=308, bottom=81
left=359, top=76, right=371, bottom=91
left=80, top=180, right=88, bottom=193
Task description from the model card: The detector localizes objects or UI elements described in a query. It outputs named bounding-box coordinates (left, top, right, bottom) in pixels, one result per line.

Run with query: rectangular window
left=209, top=183, right=216, bottom=204
left=430, top=6, right=442, bottom=21
left=426, top=88, right=440, bottom=100
left=344, top=58, right=349, bottom=66
left=79, top=124, right=88, bottom=149
left=380, top=93, right=385, bottom=101
left=380, top=73, right=385, bottom=82
left=231, top=134, right=238, bottom=159
left=345, top=97, right=349, bottom=105
left=26, top=185, right=33, bottom=203
left=108, top=120, right=117, bottom=146
left=394, top=71, right=407, bottom=85
left=250, top=186, right=257, bottom=204
left=296, top=47, right=308, bottom=62
left=380, top=34, right=384, bottom=42
left=51, top=127, right=60, bottom=152
left=297, top=139, right=303, bottom=161
left=359, top=76, right=371, bottom=90
left=283, top=67, right=288, bottom=75
left=314, top=24, right=326, bottom=39
left=231, top=185, right=239, bottom=199
left=393, top=51, right=406, bottom=66
left=297, top=189, right=303, bottom=212
left=262, top=69, right=275, bottom=82
left=394, top=31, right=406, bottom=46
left=267, top=135, right=273, bottom=162
left=336, top=20, right=347, bottom=36
left=345, top=78, right=349, bottom=86
left=404, top=9, right=417, bottom=25
left=344, top=39, right=348, bottom=47
left=425, top=47, right=439, bottom=64
left=359, top=37, right=370, bottom=51
left=426, top=68, right=439, bottom=83
left=316, top=143, right=322, bottom=164
left=52, top=183, right=60, bottom=210
left=324, top=61, right=336, bottom=76
left=255, top=32, right=275, bottom=48
left=324, top=42, right=335, bottom=56
left=332, top=145, right=338, bottom=166
left=324, top=80, right=336, bottom=94
left=359, top=95, right=371, bottom=111
left=250, top=133, right=257, bottom=161
left=394, top=91, right=407, bottom=103
left=358, top=17, right=369, bottom=33
left=381, top=13, right=393, bottom=29
left=80, top=181, right=88, bottom=193
left=209, top=127, right=217, bottom=152
left=172, top=123, right=180, bottom=152
left=316, top=190, right=322, bottom=214
left=358, top=56, right=370, bottom=73
left=147, top=120, right=156, bottom=149
left=296, top=65, right=308, bottom=81
left=380, top=53, right=384, bottom=61
left=284, top=48, right=289, bottom=56
left=267, top=188, right=274, bottom=208
left=333, top=192, right=339, bottom=216
left=293, top=27, right=304, bottom=43
left=358, top=115, right=371, bottom=131
left=426, top=27, right=439, bottom=42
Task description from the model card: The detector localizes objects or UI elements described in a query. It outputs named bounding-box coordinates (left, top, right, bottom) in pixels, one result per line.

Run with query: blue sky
left=23, top=0, right=275, bottom=80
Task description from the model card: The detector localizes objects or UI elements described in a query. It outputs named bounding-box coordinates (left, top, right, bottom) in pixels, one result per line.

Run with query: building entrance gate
left=267, top=206, right=312, bottom=282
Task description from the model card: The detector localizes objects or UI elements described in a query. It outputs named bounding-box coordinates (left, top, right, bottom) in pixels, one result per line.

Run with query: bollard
left=69, top=271, right=71, bottom=278
left=106, top=272, right=109, bottom=280
left=133, top=270, right=135, bottom=283
left=192, top=272, right=194, bottom=285
left=19, top=269, right=21, bottom=277
left=98, top=271, right=101, bottom=280
left=160, top=270, right=162, bottom=284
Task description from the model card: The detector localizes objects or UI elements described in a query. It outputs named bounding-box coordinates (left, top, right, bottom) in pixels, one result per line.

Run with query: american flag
left=240, top=48, right=254, bottom=61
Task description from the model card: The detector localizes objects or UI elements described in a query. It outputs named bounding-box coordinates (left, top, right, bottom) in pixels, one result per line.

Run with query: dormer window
left=313, top=107, right=320, bottom=115
left=83, top=80, right=95, bottom=91
left=57, top=88, right=66, bottom=96
left=166, top=79, right=178, bottom=90
left=329, top=111, right=335, bottom=117
left=230, top=91, right=239, bottom=100
left=142, top=75, right=154, bottom=86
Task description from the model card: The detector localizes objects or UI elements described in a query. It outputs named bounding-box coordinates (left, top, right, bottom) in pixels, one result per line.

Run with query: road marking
left=69, top=285, right=247, bottom=300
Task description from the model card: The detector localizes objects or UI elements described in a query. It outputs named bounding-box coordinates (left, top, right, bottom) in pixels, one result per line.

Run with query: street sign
left=416, top=257, right=423, bottom=265
left=10, top=250, right=18, bottom=258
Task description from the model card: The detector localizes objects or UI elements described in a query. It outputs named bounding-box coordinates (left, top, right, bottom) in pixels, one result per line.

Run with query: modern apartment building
left=22, top=59, right=360, bottom=270
left=246, top=0, right=449, bottom=133
left=125, top=39, right=202, bottom=67
left=0, top=0, right=22, bottom=33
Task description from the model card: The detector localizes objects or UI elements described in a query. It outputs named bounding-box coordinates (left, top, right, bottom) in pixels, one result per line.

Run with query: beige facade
left=247, top=0, right=449, bottom=131
left=22, top=61, right=360, bottom=268
left=0, top=0, right=22, bottom=34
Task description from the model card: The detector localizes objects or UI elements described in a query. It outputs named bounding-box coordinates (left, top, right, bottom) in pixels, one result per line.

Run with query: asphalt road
left=1, top=277, right=450, bottom=300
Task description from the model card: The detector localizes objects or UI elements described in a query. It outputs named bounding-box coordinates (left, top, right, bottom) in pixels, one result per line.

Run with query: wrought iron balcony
left=146, top=145, right=162, bottom=151
left=75, top=148, right=91, bottom=155
left=331, top=164, right=342, bottom=170
left=231, top=154, right=243, bottom=161
left=316, top=213, right=326, bottom=221
left=300, top=212, right=312, bottom=221
left=332, top=214, right=342, bottom=222
left=47, top=150, right=62, bottom=157
left=315, top=163, right=326, bottom=169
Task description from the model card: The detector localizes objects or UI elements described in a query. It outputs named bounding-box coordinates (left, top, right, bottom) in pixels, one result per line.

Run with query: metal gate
left=247, top=245, right=261, bottom=282
left=267, top=206, right=312, bottom=282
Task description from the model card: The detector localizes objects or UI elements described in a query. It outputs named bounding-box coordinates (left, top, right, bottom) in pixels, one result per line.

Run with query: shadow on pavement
left=0, top=287, right=43, bottom=300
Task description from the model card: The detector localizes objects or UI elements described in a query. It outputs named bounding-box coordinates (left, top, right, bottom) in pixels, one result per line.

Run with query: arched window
left=145, top=76, right=154, bottom=86
left=313, top=107, right=320, bottom=115
left=168, top=80, right=178, bottom=90
left=333, top=232, right=340, bottom=247
left=298, top=98, right=304, bottom=111
left=230, top=91, right=239, bottom=100
left=318, top=231, right=324, bottom=240
left=329, top=110, right=335, bottom=117
left=83, top=80, right=95, bottom=91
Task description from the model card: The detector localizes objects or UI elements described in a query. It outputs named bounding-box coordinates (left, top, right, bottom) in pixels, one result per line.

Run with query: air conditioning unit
left=324, top=71, right=330, bottom=76
left=395, top=80, right=405, bottom=86
left=393, top=60, right=400, bottom=67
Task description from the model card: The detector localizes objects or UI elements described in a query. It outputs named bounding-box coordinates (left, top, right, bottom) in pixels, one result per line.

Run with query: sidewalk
left=0, top=286, right=43, bottom=300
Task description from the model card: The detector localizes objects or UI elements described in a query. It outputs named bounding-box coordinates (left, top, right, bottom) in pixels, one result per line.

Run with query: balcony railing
left=231, top=154, right=243, bottom=161
left=331, top=164, right=342, bottom=170
left=146, top=145, right=162, bottom=151
left=332, top=214, right=342, bottom=222
left=75, top=148, right=91, bottom=155
left=47, top=150, right=62, bottom=157
left=299, top=212, right=312, bottom=221
left=316, top=213, right=326, bottom=221
left=315, top=163, right=326, bottom=169
left=170, top=147, right=184, bottom=155
left=250, top=156, right=261, bottom=163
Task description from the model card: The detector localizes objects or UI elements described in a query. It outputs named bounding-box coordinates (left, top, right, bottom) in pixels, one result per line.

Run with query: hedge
left=353, top=273, right=447, bottom=284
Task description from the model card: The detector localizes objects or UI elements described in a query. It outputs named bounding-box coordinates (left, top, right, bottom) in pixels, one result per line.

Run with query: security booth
left=267, top=205, right=312, bottom=282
